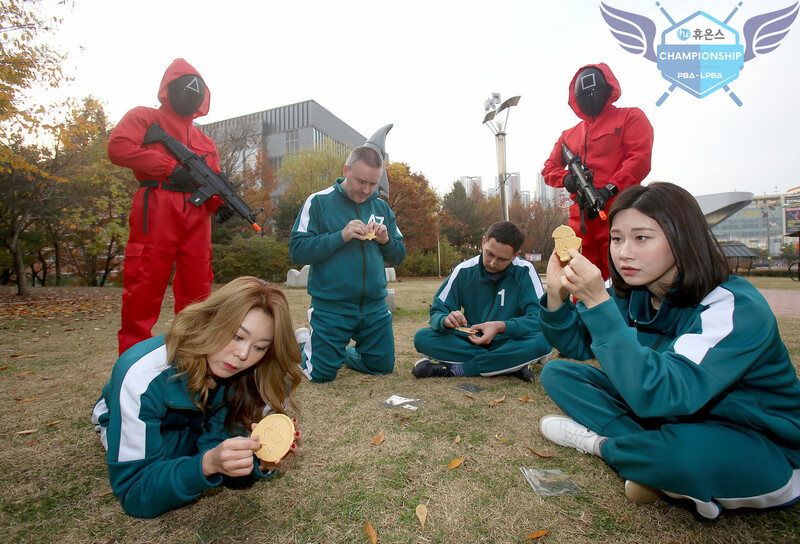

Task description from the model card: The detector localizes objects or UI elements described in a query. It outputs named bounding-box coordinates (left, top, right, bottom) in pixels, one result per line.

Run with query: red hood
left=157, top=58, right=211, bottom=120
left=567, top=62, right=621, bottom=121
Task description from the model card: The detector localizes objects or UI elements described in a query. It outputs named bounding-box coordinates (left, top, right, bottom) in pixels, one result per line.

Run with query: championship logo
left=600, top=1, right=799, bottom=106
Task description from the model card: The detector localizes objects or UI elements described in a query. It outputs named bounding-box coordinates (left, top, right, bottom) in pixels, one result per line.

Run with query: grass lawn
left=1, top=278, right=799, bottom=543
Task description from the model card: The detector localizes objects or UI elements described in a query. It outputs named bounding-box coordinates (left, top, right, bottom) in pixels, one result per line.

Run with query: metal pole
left=495, top=130, right=509, bottom=221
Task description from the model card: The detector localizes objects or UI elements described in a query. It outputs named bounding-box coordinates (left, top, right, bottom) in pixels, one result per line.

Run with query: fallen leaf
left=19, top=371, right=33, bottom=375
left=15, top=429, right=38, bottom=435
left=14, top=397, right=38, bottom=402
left=98, top=490, right=114, bottom=497
left=405, top=473, right=413, bottom=482
left=526, top=530, right=549, bottom=539
left=488, top=395, right=507, bottom=406
left=518, top=395, right=532, bottom=402
left=464, top=393, right=476, bottom=400
left=495, top=433, right=508, bottom=442
left=47, top=420, right=61, bottom=426
left=0, top=366, right=8, bottom=370
left=369, top=431, right=385, bottom=446
left=525, top=446, right=554, bottom=458
left=11, top=354, right=36, bottom=359
left=360, top=377, right=377, bottom=382
left=416, top=504, right=428, bottom=530
left=448, top=458, right=464, bottom=469
left=454, top=435, right=461, bottom=444
left=366, top=520, right=377, bottom=544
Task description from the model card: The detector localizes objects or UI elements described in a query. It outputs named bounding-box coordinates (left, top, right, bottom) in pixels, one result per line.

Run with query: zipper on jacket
left=483, top=280, right=499, bottom=323
left=356, top=203, right=366, bottom=315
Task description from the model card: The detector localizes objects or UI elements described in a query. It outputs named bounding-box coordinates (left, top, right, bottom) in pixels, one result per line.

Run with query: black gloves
left=168, top=165, right=196, bottom=191
left=574, top=184, right=618, bottom=220
left=215, top=203, right=234, bottom=223
left=595, top=184, right=618, bottom=211
left=563, top=173, right=579, bottom=194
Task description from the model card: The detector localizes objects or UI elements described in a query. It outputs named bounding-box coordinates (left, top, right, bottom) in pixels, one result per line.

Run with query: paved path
left=759, top=289, right=800, bottom=319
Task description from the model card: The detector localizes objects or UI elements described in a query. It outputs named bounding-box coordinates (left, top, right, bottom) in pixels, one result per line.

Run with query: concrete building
left=199, top=100, right=366, bottom=195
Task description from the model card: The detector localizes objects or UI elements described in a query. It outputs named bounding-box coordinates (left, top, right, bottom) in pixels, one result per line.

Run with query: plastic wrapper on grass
left=520, top=468, right=584, bottom=496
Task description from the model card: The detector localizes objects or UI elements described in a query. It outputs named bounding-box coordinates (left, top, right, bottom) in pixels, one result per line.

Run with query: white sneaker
left=295, top=327, right=310, bottom=346
left=694, top=500, right=721, bottom=520
left=661, top=490, right=722, bottom=520
left=539, top=414, right=601, bottom=455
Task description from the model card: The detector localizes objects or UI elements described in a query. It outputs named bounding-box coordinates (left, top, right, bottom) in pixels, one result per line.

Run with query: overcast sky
left=45, top=0, right=800, bottom=199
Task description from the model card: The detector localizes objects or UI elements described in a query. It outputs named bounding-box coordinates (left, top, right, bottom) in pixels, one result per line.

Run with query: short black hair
left=607, top=182, right=729, bottom=307
left=485, top=221, right=525, bottom=253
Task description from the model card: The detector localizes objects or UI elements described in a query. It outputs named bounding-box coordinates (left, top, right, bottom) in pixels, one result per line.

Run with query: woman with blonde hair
left=92, top=277, right=303, bottom=518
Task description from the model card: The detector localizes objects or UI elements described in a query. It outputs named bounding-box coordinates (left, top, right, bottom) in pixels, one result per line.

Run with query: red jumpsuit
left=542, top=63, right=654, bottom=278
left=109, top=58, right=222, bottom=354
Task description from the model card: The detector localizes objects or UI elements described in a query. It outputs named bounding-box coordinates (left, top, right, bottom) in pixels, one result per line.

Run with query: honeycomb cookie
left=552, top=225, right=582, bottom=262
left=251, top=413, right=295, bottom=462
left=456, top=326, right=478, bottom=335
left=364, top=231, right=377, bottom=240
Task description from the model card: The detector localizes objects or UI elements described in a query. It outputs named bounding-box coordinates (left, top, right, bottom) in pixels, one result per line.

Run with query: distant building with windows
left=458, top=175, right=482, bottom=195
left=199, top=100, right=366, bottom=196
left=534, top=171, right=570, bottom=209
left=713, top=190, right=800, bottom=255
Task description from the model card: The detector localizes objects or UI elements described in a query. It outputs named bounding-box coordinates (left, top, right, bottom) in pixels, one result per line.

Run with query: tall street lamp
left=483, top=93, right=520, bottom=221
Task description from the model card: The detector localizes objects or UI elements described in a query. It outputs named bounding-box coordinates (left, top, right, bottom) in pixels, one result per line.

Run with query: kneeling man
left=412, top=221, right=551, bottom=381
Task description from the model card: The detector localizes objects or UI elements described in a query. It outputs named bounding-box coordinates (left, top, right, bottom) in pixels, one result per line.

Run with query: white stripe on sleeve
left=117, top=345, right=170, bottom=462
left=296, top=187, right=335, bottom=233
left=673, top=286, right=735, bottom=366
left=513, top=257, right=544, bottom=298
left=438, top=256, right=480, bottom=302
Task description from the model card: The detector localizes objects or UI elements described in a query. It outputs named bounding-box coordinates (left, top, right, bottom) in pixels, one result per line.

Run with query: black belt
left=139, top=179, right=195, bottom=193
left=137, top=180, right=193, bottom=234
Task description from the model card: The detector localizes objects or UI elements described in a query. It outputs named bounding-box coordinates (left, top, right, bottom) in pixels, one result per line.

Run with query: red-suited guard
left=542, top=63, right=654, bottom=279
left=109, top=58, right=228, bottom=355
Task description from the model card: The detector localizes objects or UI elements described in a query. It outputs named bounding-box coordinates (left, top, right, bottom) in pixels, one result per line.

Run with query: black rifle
left=561, top=143, right=607, bottom=233
left=143, top=122, right=263, bottom=233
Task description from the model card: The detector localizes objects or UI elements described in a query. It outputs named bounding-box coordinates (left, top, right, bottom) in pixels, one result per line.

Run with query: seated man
left=412, top=221, right=552, bottom=382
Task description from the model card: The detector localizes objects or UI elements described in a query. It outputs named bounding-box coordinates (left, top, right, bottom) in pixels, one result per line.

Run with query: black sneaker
left=514, top=364, right=537, bottom=383
left=412, top=357, right=456, bottom=378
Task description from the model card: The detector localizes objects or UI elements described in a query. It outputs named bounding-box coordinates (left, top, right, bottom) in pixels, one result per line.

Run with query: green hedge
left=212, top=236, right=294, bottom=284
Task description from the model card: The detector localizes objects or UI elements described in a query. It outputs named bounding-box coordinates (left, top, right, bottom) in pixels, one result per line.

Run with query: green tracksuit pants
left=413, top=328, right=551, bottom=377
left=541, top=360, right=800, bottom=515
left=301, top=306, right=395, bottom=383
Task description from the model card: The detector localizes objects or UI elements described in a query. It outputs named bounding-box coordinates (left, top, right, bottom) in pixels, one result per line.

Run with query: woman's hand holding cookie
left=251, top=415, right=303, bottom=472
left=559, top=252, right=610, bottom=309
left=202, top=436, right=260, bottom=478
left=546, top=249, right=572, bottom=309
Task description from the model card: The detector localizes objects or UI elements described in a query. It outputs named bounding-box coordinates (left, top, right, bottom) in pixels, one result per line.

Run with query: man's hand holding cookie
left=366, top=221, right=389, bottom=244
left=342, top=220, right=368, bottom=242
left=443, top=310, right=468, bottom=329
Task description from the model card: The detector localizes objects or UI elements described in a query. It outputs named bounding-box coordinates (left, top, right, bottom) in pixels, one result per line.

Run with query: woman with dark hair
left=92, top=277, right=304, bottom=518
left=537, top=182, right=800, bottom=519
